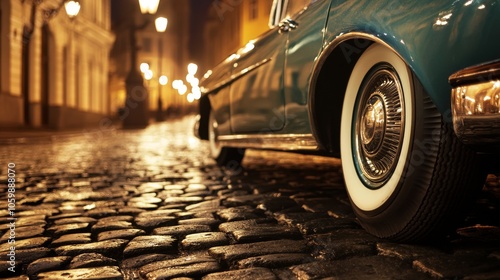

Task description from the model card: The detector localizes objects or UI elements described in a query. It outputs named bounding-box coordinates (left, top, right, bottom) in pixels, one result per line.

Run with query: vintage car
left=195, top=0, right=500, bottom=242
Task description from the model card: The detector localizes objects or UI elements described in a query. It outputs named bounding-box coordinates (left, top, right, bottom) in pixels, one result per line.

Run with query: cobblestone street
left=1, top=116, right=499, bottom=279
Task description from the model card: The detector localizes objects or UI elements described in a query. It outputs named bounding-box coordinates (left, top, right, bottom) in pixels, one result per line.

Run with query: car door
left=229, top=0, right=289, bottom=134
left=283, top=0, right=331, bottom=133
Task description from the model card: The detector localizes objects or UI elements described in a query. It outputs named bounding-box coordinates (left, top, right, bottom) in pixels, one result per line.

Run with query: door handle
left=279, top=18, right=299, bottom=33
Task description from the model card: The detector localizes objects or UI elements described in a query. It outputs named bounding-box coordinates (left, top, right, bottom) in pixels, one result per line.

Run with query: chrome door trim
left=218, top=133, right=318, bottom=150
left=202, top=58, right=272, bottom=94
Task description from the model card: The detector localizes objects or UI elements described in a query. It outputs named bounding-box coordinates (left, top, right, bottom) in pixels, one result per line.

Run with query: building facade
left=0, top=0, right=115, bottom=129
left=240, top=0, right=273, bottom=45
left=109, top=0, right=193, bottom=119
left=201, top=0, right=272, bottom=74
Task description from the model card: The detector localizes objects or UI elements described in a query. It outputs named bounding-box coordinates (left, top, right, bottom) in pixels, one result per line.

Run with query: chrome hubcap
left=354, top=65, right=405, bottom=188
left=360, top=95, right=385, bottom=154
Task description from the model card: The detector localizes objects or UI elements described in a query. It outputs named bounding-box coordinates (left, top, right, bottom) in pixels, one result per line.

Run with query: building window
left=142, top=37, right=152, bottom=52
left=249, top=0, right=258, bottom=20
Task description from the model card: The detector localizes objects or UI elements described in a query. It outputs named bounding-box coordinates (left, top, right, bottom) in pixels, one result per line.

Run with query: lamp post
left=154, top=17, right=168, bottom=121
left=157, top=75, right=168, bottom=121
left=122, top=0, right=161, bottom=128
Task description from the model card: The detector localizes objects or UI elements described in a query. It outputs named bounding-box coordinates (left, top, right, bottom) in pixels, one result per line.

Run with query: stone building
left=201, top=0, right=273, bottom=74
left=0, top=0, right=115, bottom=129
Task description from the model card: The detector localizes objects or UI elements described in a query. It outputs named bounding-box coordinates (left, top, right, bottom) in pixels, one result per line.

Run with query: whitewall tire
left=341, top=44, right=413, bottom=211
left=340, top=43, right=485, bottom=241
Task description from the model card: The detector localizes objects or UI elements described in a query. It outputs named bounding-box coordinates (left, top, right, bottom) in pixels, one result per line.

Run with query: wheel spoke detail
left=354, top=66, right=405, bottom=188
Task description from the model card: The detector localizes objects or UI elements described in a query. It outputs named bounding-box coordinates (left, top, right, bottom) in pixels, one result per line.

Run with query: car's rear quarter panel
left=325, top=0, right=500, bottom=114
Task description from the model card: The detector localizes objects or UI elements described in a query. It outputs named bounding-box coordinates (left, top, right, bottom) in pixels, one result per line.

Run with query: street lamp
left=186, top=63, right=200, bottom=103
left=155, top=17, right=168, bottom=32
left=138, top=0, right=160, bottom=14
left=172, top=80, right=183, bottom=90
left=154, top=16, right=167, bottom=121
left=188, top=63, right=198, bottom=75
left=159, top=75, right=168, bottom=86
left=123, top=0, right=162, bottom=128
left=178, top=84, right=187, bottom=95
left=140, top=62, right=150, bottom=73
left=64, top=1, right=81, bottom=18
left=144, top=69, right=154, bottom=81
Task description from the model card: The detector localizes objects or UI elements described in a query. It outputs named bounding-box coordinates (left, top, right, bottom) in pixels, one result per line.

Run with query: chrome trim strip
left=202, top=58, right=272, bottom=94
left=449, top=59, right=500, bottom=87
left=218, top=133, right=318, bottom=150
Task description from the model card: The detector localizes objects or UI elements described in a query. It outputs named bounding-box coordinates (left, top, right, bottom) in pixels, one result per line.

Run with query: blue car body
left=197, top=0, right=500, bottom=241
left=201, top=0, right=500, bottom=145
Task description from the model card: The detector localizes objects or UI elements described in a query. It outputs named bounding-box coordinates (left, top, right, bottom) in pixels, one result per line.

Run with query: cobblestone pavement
left=0, top=116, right=499, bottom=279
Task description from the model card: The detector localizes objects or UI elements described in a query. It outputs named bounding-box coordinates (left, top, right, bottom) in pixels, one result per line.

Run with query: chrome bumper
left=449, top=60, right=500, bottom=149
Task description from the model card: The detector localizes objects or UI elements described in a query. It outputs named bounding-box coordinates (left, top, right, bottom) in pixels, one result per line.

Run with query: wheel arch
left=309, top=36, right=372, bottom=156
left=309, top=33, right=417, bottom=156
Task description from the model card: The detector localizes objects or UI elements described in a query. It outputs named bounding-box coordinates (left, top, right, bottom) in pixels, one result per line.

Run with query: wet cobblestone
left=37, top=266, right=123, bottom=280
left=0, top=117, right=499, bottom=279
left=123, top=235, right=176, bottom=257
left=26, top=256, right=71, bottom=276
left=69, top=253, right=118, bottom=268
left=181, top=232, right=229, bottom=251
